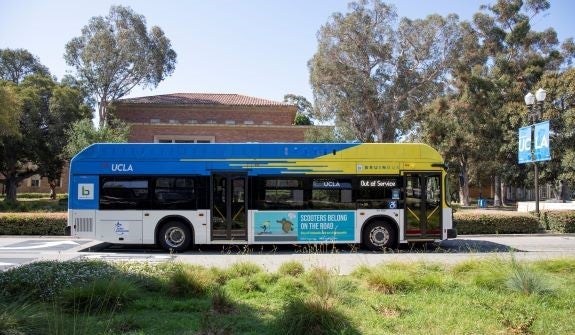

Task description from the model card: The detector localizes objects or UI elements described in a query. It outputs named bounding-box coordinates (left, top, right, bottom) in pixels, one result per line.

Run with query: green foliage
left=0, top=65, right=91, bottom=203
left=365, top=262, right=451, bottom=293
left=227, top=261, right=263, bottom=277
left=0, top=81, right=21, bottom=137
left=1, top=258, right=575, bottom=334
left=59, top=277, right=140, bottom=313
left=309, top=0, right=462, bottom=142
left=543, top=210, right=575, bottom=233
left=454, top=211, right=540, bottom=234
left=506, top=256, right=554, bottom=295
left=64, top=5, right=177, bottom=126
left=0, top=48, right=50, bottom=84
left=167, top=264, right=216, bottom=297
left=64, top=117, right=130, bottom=159
left=210, top=287, right=235, bottom=314
left=275, top=296, right=358, bottom=335
left=277, top=261, right=305, bottom=277
left=0, top=214, right=67, bottom=235
left=0, top=260, right=120, bottom=300
left=0, top=299, right=47, bottom=335
left=284, top=94, right=315, bottom=125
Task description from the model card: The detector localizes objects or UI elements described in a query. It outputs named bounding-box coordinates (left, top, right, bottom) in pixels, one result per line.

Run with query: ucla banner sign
left=518, top=126, right=532, bottom=164
left=518, top=121, right=551, bottom=164
left=534, top=121, right=551, bottom=161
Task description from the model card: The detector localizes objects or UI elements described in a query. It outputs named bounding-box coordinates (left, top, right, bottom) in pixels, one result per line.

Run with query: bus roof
left=70, top=142, right=444, bottom=176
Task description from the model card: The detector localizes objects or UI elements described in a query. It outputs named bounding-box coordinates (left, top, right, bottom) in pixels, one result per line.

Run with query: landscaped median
left=0, top=212, right=67, bottom=235
left=1, top=258, right=574, bottom=334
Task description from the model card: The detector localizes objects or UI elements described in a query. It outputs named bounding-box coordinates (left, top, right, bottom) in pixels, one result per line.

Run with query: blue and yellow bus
left=68, top=142, right=456, bottom=251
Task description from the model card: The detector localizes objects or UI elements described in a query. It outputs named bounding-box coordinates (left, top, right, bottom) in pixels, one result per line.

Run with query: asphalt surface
left=1, top=234, right=574, bottom=274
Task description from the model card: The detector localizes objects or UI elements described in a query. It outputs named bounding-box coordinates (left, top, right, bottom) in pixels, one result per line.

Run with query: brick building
left=113, top=93, right=308, bottom=143
left=11, top=93, right=309, bottom=195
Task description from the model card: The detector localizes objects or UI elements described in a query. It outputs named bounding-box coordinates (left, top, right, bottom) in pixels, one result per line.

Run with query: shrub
left=454, top=211, right=540, bottom=234
left=277, top=261, right=305, bottom=277
left=210, top=287, right=235, bottom=314
left=0, top=213, right=67, bottom=235
left=275, top=295, right=357, bottom=335
left=0, top=260, right=120, bottom=300
left=0, top=199, right=67, bottom=212
left=59, top=277, right=140, bottom=313
left=544, top=211, right=575, bottom=233
left=227, top=262, right=263, bottom=278
left=167, top=265, right=215, bottom=297
left=506, top=257, right=554, bottom=295
left=0, top=299, right=47, bottom=334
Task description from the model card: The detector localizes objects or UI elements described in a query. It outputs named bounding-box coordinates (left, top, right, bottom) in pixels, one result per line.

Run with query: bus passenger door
left=211, top=174, right=247, bottom=241
left=404, top=173, right=442, bottom=240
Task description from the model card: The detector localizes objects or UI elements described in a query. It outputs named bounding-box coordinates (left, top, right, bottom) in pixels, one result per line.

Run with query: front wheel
left=159, top=221, right=192, bottom=252
left=362, top=221, right=397, bottom=251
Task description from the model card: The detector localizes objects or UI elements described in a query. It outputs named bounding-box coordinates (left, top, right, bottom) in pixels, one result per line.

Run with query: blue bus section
left=253, top=211, right=355, bottom=242
left=70, top=175, right=99, bottom=209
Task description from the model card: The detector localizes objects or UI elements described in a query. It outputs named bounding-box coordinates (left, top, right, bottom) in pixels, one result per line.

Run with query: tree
left=0, top=74, right=90, bottom=202
left=309, top=0, right=462, bottom=142
left=0, top=48, right=50, bottom=84
left=65, top=118, right=130, bottom=159
left=0, top=82, right=22, bottom=137
left=536, top=68, right=575, bottom=198
left=283, top=94, right=314, bottom=125
left=64, top=5, right=177, bottom=126
left=471, top=0, right=568, bottom=205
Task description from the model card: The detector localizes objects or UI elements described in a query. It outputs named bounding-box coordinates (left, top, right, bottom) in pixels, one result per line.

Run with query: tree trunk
left=49, top=180, right=57, bottom=200
left=458, top=160, right=470, bottom=206
left=501, top=181, right=507, bottom=206
left=493, top=175, right=502, bottom=207
left=4, top=178, right=18, bottom=203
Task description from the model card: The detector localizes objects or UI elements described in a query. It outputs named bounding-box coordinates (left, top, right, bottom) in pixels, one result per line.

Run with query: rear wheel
left=363, top=221, right=397, bottom=251
left=159, top=221, right=192, bottom=252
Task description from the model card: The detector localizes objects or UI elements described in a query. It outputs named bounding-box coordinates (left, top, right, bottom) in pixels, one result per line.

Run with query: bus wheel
left=159, top=221, right=192, bottom=252
left=363, top=222, right=396, bottom=251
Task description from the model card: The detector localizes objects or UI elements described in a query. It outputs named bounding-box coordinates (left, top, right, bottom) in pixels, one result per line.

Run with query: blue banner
left=518, top=126, right=532, bottom=164
left=534, top=121, right=551, bottom=162
left=253, top=211, right=355, bottom=242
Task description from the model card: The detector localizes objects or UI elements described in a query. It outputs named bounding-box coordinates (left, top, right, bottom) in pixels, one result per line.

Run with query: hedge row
left=454, top=210, right=541, bottom=234
left=543, top=211, right=575, bottom=233
left=1, top=211, right=573, bottom=237
left=0, top=213, right=67, bottom=235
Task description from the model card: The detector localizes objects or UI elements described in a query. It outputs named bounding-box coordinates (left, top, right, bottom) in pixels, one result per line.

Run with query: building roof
left=118, top=93, right=291, bottom=107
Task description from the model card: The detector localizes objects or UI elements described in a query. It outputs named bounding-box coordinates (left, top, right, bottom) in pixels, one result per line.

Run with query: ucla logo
left=111, top=163, right=133, bottom=172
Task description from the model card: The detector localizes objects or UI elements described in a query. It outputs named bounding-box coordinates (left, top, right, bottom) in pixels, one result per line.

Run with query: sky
left=1, top=0, right=574, bottom=104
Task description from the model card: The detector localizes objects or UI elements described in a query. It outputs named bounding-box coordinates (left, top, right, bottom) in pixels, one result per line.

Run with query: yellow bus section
left=255, top=143, right=445, bottom=175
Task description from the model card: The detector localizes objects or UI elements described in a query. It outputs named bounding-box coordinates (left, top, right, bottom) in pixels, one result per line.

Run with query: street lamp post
left=524, top=88, right=547, bottom=216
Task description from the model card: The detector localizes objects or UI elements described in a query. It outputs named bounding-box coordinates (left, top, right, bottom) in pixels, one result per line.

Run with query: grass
left=0, top=257, right=574, bottom=334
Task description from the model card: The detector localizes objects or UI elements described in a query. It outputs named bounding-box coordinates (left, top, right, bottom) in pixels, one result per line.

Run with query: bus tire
left=159, top=221, right=192, bottom=252
left=363, top=221, right=397, bottom=251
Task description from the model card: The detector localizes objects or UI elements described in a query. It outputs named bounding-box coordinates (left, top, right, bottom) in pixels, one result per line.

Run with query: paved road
left=1, top=235, right=574, bottom=274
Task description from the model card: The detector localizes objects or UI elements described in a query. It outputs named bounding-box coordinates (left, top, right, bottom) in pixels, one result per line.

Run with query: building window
left=225, top=120, right=236, bottom=125
left=154, top=135, right=215, bottom=143
left=244, top=120, right=254, bottom=125
left=188, top=120, right=198, bottom=124
left=150, top=119, right=161, bottom=124
left=169, top=119, right=180, bottom=124
left=206, top=120, right=217, bottom=124
left=262, top=121, right=273, bottom=125
left=30, top=175, right=41, bottom=188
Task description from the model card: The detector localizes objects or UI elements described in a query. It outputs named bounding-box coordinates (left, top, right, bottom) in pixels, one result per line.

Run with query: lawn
left=1, top=256, right=574, bottom=334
